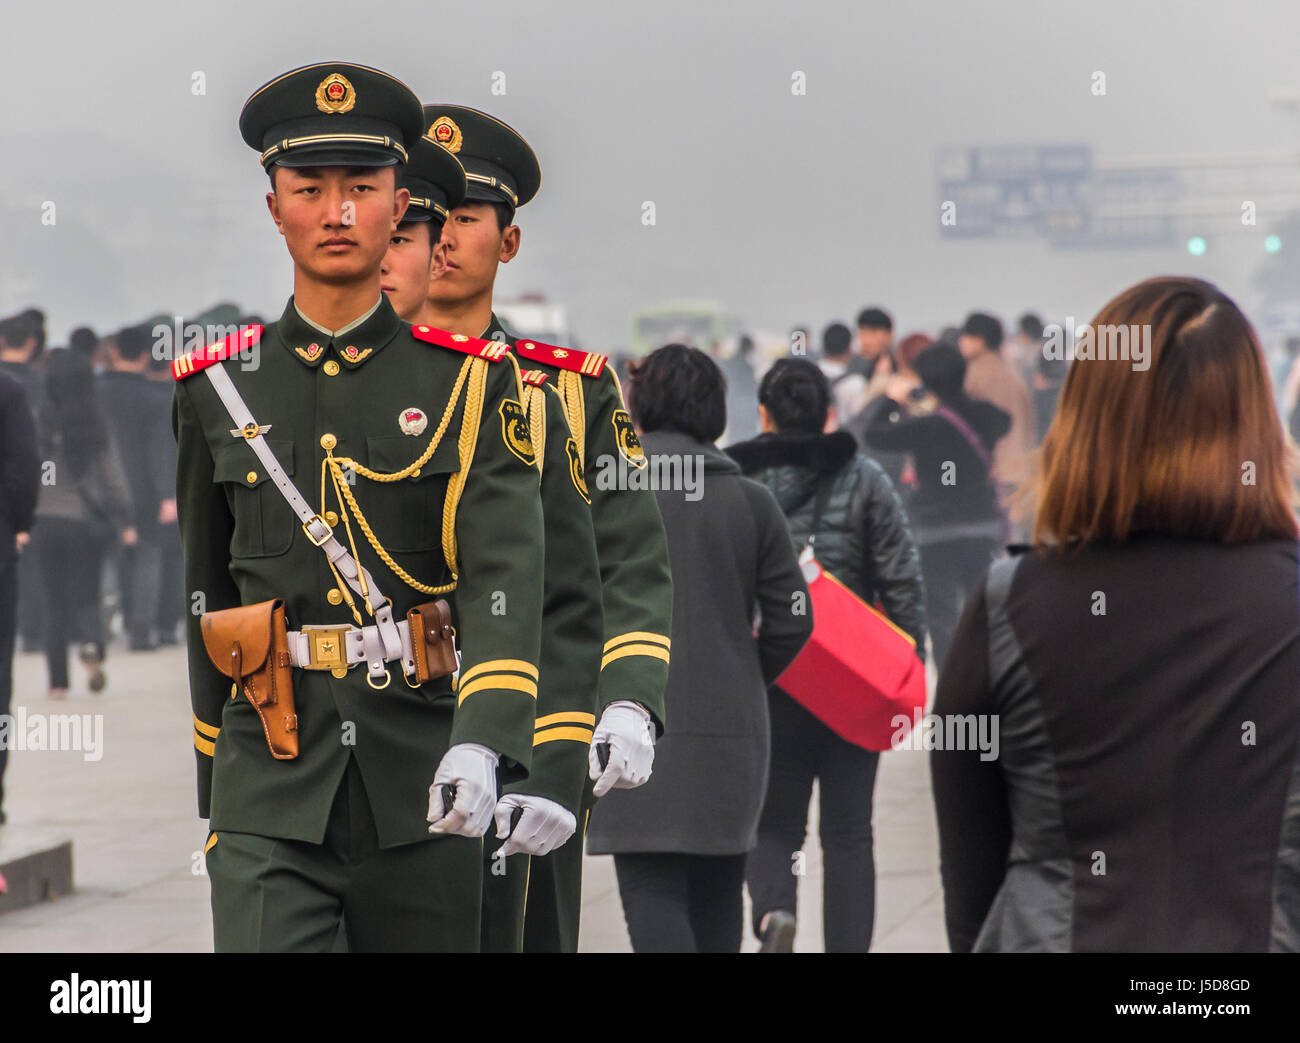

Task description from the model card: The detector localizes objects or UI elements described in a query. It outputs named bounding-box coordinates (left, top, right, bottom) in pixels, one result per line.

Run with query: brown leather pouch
left=406, top=599, right=457, bottom=684
left=200, top=599, right=298, bottom=760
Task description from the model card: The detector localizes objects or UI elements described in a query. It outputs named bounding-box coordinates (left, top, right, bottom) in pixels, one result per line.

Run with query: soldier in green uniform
left=383, top=114, right=604, bottom=952
left=173, top=63, right=545, bottom=952
left=419, top=105, right=673, bottom=952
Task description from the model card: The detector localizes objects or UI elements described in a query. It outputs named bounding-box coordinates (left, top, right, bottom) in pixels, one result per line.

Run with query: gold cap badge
left=428, top=116, right=463, bottom=154
left=315, top=73, right=356, bottom=114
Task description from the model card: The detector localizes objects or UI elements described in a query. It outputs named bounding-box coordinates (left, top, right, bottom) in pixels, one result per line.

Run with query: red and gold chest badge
left=428, top=116, right=463, bottom=154
left=399, top=407, right=428, bottom=436
left=566, top=437, right=590, bottom=503
left=611, top=409, right=646, bottom=469
left=316, top=73, right=356, bottom=114
left=499, top=399, right=536, bottom=466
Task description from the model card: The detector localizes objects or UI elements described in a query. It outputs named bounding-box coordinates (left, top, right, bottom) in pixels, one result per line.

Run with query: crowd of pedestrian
left=0, top=305, right=237, bottom=820
left=599, top=278, right=1300, bottom=953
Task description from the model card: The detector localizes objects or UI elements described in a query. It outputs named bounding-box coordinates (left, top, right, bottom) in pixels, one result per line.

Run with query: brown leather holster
left=407, top=599, right=457, bottom=684
left=200, top=599, right=298, bottom=760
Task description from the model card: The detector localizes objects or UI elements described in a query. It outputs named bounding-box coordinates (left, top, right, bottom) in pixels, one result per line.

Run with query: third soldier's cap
left=240, top=62, right=425, bottom=170
left=421, top=104, right=540, bottom=210
left=401, top=135, right=468, bottom=228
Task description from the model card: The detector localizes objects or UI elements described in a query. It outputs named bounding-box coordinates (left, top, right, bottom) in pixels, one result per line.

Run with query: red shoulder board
left=514, top=338, right=607, bottom=378
left=172, top=325, right=264, bottom=381
left=520, top=369, right=549, bottom=386
left=411, top=324, right=509, bottom=361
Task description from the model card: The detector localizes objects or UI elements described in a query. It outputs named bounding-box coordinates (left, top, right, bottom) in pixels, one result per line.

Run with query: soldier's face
left=381, top=222, right=435, bottom=321
left=427, top=202, right=519, bottom=305
left=266, top=165, right=410, bottom=284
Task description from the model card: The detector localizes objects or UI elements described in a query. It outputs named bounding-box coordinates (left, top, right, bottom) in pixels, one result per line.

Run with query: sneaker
left=758, top=910, right=796, bottom=953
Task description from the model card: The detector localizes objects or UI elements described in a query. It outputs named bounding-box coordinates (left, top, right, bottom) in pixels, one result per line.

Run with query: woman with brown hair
left=931, top=276, right=1300, bottom=952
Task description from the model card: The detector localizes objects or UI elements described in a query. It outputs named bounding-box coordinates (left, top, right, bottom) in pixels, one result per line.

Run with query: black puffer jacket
left=728, top=430, right=928, bottom=660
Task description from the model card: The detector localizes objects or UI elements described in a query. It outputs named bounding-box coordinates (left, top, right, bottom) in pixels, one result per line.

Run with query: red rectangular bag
left=774, top=474, right=927, bottom=751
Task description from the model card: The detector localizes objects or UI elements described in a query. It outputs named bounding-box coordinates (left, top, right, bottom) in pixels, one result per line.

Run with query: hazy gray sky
left=4, top=0, right=1300, bottom=349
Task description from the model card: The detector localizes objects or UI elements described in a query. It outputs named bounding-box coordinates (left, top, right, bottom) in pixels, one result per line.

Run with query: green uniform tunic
left=508, top=330, right=674, bottom=953
left=174, top=296, right=544, bottom=950
left=478, top=317, right=604, bottom=952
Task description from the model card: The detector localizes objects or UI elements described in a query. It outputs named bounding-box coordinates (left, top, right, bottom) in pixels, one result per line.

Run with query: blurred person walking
left=849, top=307, right=894, bottom=380
left=1005, top=312, right=1046, bottom=385
left=729, top=357, right=927, bottom=953
left=719, top=333, right=760, bottom=445
left=146, top=341, right=184, bottom=644
left=818, top=322, right=868, bottom=431
left=587, top=344, right=813, bottom=953
left=99, top=323, right=171, bottom=650
left=0, top=310, right=49, bottom=656
left=957, top=313, right=1035, bottom=513
left=0, top=366, right=41, bottom=824
left=860, top=331, right=935, bottom=492
left=861, top=341, right=1009, bottom=669
left=31, top=350, right=136, bottom=697
left=933, top=276, right=1300, bottom=952
left=1031, top=349, right=1069, bottom=445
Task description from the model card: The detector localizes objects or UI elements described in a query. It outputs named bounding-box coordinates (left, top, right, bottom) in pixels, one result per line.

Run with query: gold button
left=245, top=471, right=258, bottom=484
left=320, top=433, right=337, bottom=450
left=417, top=325, right=429, bottom=333
left=326, top=589, right=343, bottom=606
left=324, top=510, right=339, bottom=526
left=323, top=360, right=340, bottom=376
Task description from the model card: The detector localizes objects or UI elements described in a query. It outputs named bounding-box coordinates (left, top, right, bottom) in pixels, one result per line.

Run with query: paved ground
left=0, top=643, right=946, bottom=952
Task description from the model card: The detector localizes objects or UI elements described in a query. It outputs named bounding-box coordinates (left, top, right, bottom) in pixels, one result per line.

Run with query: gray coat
left=586, top=430, right=813, bottom=855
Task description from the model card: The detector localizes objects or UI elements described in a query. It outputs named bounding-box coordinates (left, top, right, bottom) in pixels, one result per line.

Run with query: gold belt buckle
left=304, top=626, right=351, bottom=679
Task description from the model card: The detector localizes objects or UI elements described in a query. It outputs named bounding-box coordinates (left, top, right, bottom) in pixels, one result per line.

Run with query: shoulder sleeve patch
left=412, top=324, right=508, bottom=362
left=514, top=338, right=607, bottom=378
left=172, top=325, right=263, bottom=381
left=521, top=369, right=550, bottom=386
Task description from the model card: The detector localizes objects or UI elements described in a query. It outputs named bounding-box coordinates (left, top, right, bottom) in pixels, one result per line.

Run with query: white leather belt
left=288, top=620, right=417, bottom=690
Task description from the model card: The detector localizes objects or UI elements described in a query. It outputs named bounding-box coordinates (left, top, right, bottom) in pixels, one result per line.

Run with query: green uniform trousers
left=207, top=756, right=483, bottom=952
left=479, top=833, right=530, bottom=952
left=520, top=778, right=597, bottom=953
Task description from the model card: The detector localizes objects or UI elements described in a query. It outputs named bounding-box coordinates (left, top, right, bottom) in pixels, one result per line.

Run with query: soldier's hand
left=494, top=794, right=576, bottom=857
left=589, top=701, right=655, bottom=798
left=428, top=743, right=500, bottom=838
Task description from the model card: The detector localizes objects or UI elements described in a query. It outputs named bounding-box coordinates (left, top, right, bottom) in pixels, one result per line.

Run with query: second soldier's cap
left=401, top=136, right=468, bottom=228
left=421, top=104, right=540, bottom=210
left=240, top=62, right=425, bottom=170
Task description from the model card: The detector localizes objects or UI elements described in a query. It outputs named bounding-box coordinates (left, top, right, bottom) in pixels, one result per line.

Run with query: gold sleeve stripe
left=458, top=659, right=540, bottom=686
left=194, top=732, right=216, bottom=757
left=604, top=632, right=671, bottom=653
left=535, top=711, right=597, bottom=729
left=193, top=714, right=221, bottom=739
left=602, top=643, right=672, bottom=670
left=456, top=674, right=539, bottom=705
left=534, top=727, right=595, bottom=746
left=204, top=833, right=219, bottom=854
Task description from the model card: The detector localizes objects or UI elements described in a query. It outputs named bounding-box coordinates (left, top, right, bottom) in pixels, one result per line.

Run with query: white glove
left=493, top=794, right=577, bottom=857
left=427, top=743, right=499, bottom=838
left=589, top=701, right=655, bottom=798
